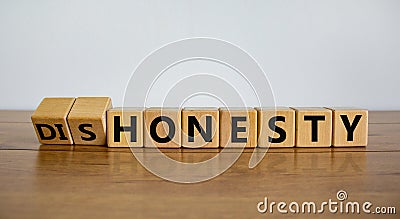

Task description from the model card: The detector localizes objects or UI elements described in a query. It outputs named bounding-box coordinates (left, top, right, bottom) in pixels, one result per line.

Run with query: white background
left=0, top=0, right=399, bottom=110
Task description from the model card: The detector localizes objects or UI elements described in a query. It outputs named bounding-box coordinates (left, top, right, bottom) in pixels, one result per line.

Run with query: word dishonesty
left=31, top=97, right=368, bottom=148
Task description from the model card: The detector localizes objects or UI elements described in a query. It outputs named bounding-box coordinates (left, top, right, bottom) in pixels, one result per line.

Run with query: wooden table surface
left=0, top=110, right=399, bottom=218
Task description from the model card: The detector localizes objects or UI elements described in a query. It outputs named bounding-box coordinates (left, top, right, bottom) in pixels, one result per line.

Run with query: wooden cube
left=219, top=107, right=257, bottom=148
left=31, top=97, right=76, bottom=144
left=182, top=108, right=219, bottom=148
left=293, top=107, right=332, bottom=147
left=67, top=97, right=112, bottom=145
left=256, top=107, right=295, bottom=147
left=107, top=107, right=144, bottom=147
left=144, top=108, right=181, bottom=148
left=329, top=107, right=368, bottom=146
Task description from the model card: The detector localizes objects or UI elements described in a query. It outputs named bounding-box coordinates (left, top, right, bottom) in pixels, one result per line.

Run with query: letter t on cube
left=293, top=107, right=332, bottom=147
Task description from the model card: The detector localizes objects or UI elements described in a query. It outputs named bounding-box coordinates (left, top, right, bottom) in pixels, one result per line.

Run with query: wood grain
left=144, top=108, right=181, bottom=148
left=0, top=111, right=399, bottom=218
left=107, top=108, right=144, bottom=147
left=219, top=107, right=257, bottom=148
left=31, top=97, right=76, bottom=144
left=293, top=107, right=332, bottom=147
left=67, top=97, right=112, bottom=145
left=329, top=108, right=368, bottom=147
left=182, top=108, right=219, bottom=148
left=257, top=107, right=295, bottom=147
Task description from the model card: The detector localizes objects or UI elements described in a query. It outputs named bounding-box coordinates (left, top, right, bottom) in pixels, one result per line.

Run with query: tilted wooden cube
left=107, top=107, right=144, bottom=147
left=31, top=97, right=76, bottom=144
left=219, top=107, right=257, bottom=148
left=182, top=108, right=219, bottom=148
left=293, top=107, right=332, bottom=147
left=67, top=97, right=112, bottom=145
left=144, top=108, right=181, bottom=148
left=329, top=107, right=368, bottom=147
left=257, top=107, right=295, bottom=147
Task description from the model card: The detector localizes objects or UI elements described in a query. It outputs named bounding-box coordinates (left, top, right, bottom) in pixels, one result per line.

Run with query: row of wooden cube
left=31, top=97, right=368, bottom=148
